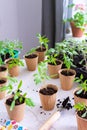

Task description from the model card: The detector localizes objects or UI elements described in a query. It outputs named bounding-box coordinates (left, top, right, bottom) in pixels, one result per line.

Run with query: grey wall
left=0, top=0, right=42, bottom=57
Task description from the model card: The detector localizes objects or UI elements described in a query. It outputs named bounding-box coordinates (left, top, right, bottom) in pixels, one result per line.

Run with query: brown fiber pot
left=70, top=22, right=84, bottom=37
left=8, top=66, right=20, bottom=77
left=59, top=69, right=76, bottom=90
left=5, top=59, right=20, bottom=77
left=76, top=113, right=87, bottom=130
left=0, top=78, right=7, bottom=99
left=0, top=66, right=8, bottom=78
left=74, top=88, right=87, bottom=106
left=5, top=102, right=25, bottom=122
left=36, top=48, right=46, bottom=63
left=39, top=84, right=58, bottom=111
left=24, top=54, right=38, bottom=71
left=48, top=60, right=63, bottom=78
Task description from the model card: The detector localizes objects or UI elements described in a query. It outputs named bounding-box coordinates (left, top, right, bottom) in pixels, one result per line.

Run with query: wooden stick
left=39, top=111, right=61, bottom=130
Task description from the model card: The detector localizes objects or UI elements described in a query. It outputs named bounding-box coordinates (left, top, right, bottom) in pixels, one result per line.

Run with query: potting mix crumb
left=0, top=120, right=28, bottom=130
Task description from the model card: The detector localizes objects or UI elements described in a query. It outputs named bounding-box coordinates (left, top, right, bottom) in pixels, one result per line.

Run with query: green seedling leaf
left=10, top=100, right=15, bottom=111
left=25, top=98, right=35, bottom=107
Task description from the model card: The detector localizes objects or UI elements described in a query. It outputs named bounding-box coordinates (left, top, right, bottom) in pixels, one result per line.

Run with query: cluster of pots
left=0, top=45, right=87, bottom=130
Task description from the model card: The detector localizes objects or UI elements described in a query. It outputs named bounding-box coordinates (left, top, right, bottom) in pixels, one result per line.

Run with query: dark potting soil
left=0, top=66, right=7, bottom=72
left=39, top=87, right=57, bottom=95
left=36, top=47, right=46, bottom=52
left=0, top=80, right=6, bottom=84
left=25, top=54, right=37, bottom=59
left=61, top=70, right=74, bottom=76
left=48, top=60, right=62, bottom=65
left=75, top=90, right=87, bottom=99
left=56, top=96, right=73, bottom=110
left=77, top=109, right=87, bottom=119
left=6, top=97, right=25, bottom=106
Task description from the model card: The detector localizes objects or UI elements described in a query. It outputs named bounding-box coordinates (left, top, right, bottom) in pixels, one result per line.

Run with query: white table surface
left=0, top=61, right=78, bottom=130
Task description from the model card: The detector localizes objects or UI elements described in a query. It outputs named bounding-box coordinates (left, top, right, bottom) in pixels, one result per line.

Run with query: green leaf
left=18, top=80, right=22, bottom=89
left=10, top=100, right=15, bottom=111
left=25, top=98, right=35, bottom=107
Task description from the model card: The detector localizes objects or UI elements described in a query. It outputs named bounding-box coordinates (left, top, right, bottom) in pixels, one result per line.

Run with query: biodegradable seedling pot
left=39, top=84, right=58, bottom=111
left=74, top=88, right=87, bottom=106
left=24, top=53, right=38, bottom=71
left=0, top=66, right=8, bottom=78
left=59, top=69, right=76, bottom=90
left=76, top=113, right=87, bottom=130
left=5, top=58, right=21, bottom=77
left=0, top=78, right=7, bottom=99
left=48, top=60, right=63, bottom=78
left=5, top=99, right=25, bottom=122
left=36, top=47, right=46, bottom=63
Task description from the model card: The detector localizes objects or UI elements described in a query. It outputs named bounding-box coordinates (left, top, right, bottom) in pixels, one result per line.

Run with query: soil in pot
left=77, top=109, right=87, bottom=119
left=6, top=97, right=25, bottom=106
left=75, top=90, right=87, bottom=99
left=39, top=87, right=57, bottom=95
left=36, top=47, right=46, bottom=52
left=61, top=70, right=75, bottom=76
left=25, top=54, right=37, bottom=59
left=39, top=84, right=58, bottom=111
left=0, top=66, right=8, bottom=78
left=0, top=66, right=7, bottom=72
left=0, top=79, right=6, bottom=84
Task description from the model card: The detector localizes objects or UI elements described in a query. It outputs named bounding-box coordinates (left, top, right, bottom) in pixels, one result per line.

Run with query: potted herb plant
left=1, top=80, right=34, bottom=122
left=5, top=58, right=24, bottom=77
left=74, top=103, right=87, bottom=130
left=74, top=74, right=87, bottom=106
left=24, top=48, right=38, bottom=71
left=59, top=54, right=76, bottom=90
left=64, top=3, right=87, bottom=37
left=46, top=48, right=63, bottom=78
left=36, top=33, right=49, bottom=62
left=33, top=62, right=58, bottom=111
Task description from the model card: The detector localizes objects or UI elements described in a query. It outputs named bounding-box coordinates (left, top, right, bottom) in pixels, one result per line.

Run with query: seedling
left=25, top=48, right=36, bottom=56
left=36, top=33, right=49, bottom=51
left=0, top=76, right=18, bottom=94
left=7, top=58, right=24, bottom=69
left=75, top=74, right=87, bottom=95
left=63, top=54, right=73, bottom=70
left=74, top=103, right=87, bottom=118
left=4, top=39, right=23, bottom=58
left=33, top=62, right=50, bottom=85
left=9, top=80, right=35, bottom=111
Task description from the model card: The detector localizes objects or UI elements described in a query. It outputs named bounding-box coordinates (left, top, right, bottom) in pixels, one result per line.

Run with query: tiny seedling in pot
left=33, top=62, right=58, bottom=111
left=4, top=80, right=34, bottom=122
left=74, top=103, right=87, bottom=130
left=36, top=33, right=49, bottom=51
